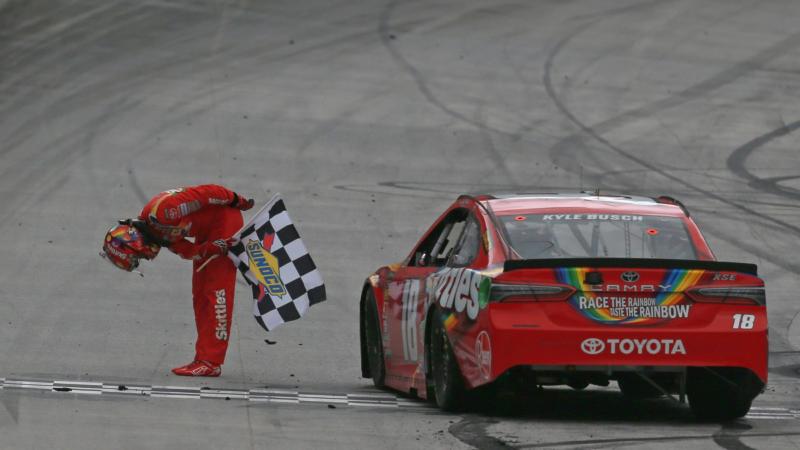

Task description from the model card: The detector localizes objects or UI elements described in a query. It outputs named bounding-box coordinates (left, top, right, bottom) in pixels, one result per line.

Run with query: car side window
left=449, top=217, right=480, bottom=267
left=409, top=209, right=469, bottom=267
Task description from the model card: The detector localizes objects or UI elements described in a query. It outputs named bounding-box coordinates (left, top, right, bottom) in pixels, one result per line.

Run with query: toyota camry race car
left=359, top=193, right=767, bottom=420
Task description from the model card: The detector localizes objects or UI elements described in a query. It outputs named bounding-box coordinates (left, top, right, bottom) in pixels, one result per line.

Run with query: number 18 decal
left=401, top=279, right=420, bottom=361
left=732, top=314, right=755, bottom=329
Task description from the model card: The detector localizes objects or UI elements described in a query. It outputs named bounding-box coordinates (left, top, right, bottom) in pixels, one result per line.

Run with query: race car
left=359, top=193, right=767, bottom=420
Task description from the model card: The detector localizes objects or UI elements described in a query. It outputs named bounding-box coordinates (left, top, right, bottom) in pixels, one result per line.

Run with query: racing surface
left=1, top=0, right=799, bottom=448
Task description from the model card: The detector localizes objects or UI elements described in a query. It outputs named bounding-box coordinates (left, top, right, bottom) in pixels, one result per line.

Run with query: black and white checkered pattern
left=227, top=194, right=326, bottom=331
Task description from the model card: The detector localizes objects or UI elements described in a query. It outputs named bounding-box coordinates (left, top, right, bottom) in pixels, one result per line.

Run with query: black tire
left=429, top=315, right=466, bottom=411
left=617, top=374, right=664, bottom=399
left=687, top=367, right=761, bottom=421
left=363, top=290, right=386, bottom=388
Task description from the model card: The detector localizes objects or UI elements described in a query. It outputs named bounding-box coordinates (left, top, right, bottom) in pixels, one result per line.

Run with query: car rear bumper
left=484, top=311, right=768, bottom=386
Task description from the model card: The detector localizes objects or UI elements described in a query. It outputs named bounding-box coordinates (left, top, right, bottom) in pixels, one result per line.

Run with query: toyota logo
left=581, top=338, right=605, bottom=355
left=621, top=271, right=640, bottom=283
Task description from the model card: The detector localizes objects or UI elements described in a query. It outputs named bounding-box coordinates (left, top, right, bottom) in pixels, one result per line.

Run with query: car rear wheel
left=430, top=315, right=466, bottom=411
left=363, top=291, right=386, bottom=388
left=687, top=367, right=761, bottom=421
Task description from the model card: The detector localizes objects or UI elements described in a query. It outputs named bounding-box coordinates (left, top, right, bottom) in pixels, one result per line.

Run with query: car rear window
left=499, top=213, right=697, bottom=259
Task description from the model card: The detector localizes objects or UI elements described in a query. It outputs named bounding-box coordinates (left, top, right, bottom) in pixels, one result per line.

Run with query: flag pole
left=195, top=255, right=218, bottom=273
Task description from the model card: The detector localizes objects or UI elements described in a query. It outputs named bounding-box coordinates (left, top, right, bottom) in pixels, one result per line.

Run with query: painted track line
left=0, top=376, right=430, bottom=410
left=0, top=377, right=795, bottom=418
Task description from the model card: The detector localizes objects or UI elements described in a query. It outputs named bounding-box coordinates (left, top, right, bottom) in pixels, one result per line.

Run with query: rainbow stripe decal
left=556, top=268, right=704, bottom=325
left=443, top=312, right=459, bottom=331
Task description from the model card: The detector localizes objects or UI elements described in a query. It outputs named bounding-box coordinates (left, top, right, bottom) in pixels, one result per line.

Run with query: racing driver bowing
left=101, top=184, right=254, bottom=377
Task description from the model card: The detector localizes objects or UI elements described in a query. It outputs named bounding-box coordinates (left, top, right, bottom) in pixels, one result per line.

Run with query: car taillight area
left=489, top=265, right=765, bottom=327
left=490, top=283, right=575, bottom=302
left=686, top=286, right=766, bottom=305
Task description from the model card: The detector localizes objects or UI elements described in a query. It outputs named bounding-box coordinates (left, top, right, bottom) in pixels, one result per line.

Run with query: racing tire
left=430, top=315, right=466, bottom=411
left=617, top=374, right=664, bottom=399
left=687, top=367, right=761, bottom=421
left=363, top=290, right=386, bottom=389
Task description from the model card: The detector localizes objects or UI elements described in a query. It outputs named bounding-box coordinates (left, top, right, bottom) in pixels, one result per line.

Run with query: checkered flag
left=227, top=194, right=326, bottom=331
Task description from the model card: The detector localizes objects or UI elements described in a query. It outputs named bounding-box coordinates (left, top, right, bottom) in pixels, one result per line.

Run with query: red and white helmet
left=101, top=222, right=161, bottom=272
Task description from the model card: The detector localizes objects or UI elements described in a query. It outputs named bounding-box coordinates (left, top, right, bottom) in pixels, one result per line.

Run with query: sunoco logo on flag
left=245, top=239, right=287, bottom=297
left=227, top=194, right=326, bottom=332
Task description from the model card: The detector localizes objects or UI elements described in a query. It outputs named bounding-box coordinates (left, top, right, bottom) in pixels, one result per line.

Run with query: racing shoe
left=171, top=360, right=221, bottom=377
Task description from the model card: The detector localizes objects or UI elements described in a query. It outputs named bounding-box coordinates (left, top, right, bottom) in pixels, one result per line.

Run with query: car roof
left=470, top=192, right=687, bottom=217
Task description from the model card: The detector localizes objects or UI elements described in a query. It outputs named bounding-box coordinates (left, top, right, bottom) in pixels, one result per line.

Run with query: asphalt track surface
left=1, top=0, right=799, bottom=448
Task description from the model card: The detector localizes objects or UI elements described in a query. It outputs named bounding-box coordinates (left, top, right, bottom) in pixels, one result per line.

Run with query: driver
left=506, top=219, right=558, bottom=258
left=101, top=184, right=254, bottom=377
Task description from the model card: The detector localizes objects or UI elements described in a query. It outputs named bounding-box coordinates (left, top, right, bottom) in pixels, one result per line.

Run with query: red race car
left=359, top=193, right=766, bottom=420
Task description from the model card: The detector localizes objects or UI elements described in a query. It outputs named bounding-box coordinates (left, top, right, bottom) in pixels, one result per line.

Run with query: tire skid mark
left=544, top=1, right=667, bottom=187
left=727, top=120, right=800, bottom=201
left=0, top=1, right=432, bottom=187
left=546, top=17, right=800, bottom=177
left=0, top=5, right=164, bottom=153
left=378, top=0, right=511, bottom=136
left=516, top=431, right=800, bottom=449
left=333, top=181, right=578, bottom=199
left=474, top=103, right=519, bottom=184
left=544, top=2, right=800, bottom=173
left=0, top=2, right=147, bottom=96
left=341, top=179, right=791, bottom=199
left=568, top=0, right=669, bottom=22
left=0, top=10, right=219, bottom=121
left=0, top=1, right=120, bottom=67
left=0, top=2, right=403, bottom=215
left=0, top=2, right=403, bottom=127
left=593, top=167, right=747, bottom=188
left=294, top=88, right=391, bottom=156
left=542, top=7, right=800, bottom=274
left=712, top=422, right=757, bottom=450
left=0, top=1, right=74, bottom=37
left=378, top=0, right=527, bottom=183
left=449, top=417, right=512, bottom=449
left=127, top=166, right=149, bottom=205
left=689, top=204, right=800, bottom=243
left=0, top=96, right=142, bottom=229
left=166, top=8, right=435, bottom=112
left=687, top=206, right=800, bottom=279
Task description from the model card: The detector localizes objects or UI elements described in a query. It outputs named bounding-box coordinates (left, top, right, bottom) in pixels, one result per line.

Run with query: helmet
left=101, top=222, right=161, bottom=272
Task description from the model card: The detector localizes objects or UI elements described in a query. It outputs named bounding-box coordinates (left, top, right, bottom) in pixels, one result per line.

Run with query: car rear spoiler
left=504, top=258, right=758, bottom=276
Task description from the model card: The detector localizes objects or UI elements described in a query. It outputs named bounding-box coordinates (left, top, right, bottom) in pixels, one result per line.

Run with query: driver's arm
left=170, top=238, right=228, bottom=261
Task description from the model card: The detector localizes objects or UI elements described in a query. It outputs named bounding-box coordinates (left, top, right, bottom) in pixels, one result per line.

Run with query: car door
left=385, top=208, right=471, bottom=382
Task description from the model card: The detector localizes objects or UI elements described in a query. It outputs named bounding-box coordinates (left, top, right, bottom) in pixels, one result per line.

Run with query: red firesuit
left=139, top=185, right=245, bottom=366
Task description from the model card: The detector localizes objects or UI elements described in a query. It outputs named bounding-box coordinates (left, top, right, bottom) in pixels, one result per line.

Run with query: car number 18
left=732, top=313, right=755, bottom=329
